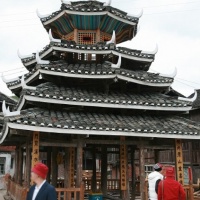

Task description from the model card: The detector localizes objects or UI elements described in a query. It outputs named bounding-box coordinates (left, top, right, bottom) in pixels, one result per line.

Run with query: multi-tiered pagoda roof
left=1, top=0, right=200, bottom=145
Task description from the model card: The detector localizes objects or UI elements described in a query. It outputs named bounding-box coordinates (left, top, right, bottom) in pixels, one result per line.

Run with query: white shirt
left=32, top=180, right=46, bottom=200
left=148, top=171, right=163, bottom=200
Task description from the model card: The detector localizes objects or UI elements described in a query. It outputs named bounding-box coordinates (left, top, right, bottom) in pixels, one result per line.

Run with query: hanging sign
left=175, top=139, right=184, bottom=185
left=120, top=137, right=127, bottom=190
left=31, top=131, right=40, bottom=168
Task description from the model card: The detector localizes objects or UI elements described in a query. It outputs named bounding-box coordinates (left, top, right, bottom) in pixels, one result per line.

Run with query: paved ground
left=0, top=190, right=6, bottom=200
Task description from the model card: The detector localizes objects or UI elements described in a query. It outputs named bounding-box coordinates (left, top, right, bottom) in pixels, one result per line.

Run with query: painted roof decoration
left=1, top=0, right=200, bottom=144
left=36, top=0, right=141, bottom=43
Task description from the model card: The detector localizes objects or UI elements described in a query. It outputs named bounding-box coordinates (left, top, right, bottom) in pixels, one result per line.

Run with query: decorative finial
left=142, top=44, right=158, bottom=55
left=106, top=30, right=116, bottom=45
left=61, top=0, right=71, bottom=4
left=17, top=49, right=34, bottom=59
left=2, top=101, right=20, bottom=117
left=159, top=67, right=177, bottom=78
left=111, top=55, right=121, bottom=68
left=49, top=29, right=61, bottom=43
left=36, top=9, right=51, bottom=19
left=1, top=73, right=19, bottom=84
left=36, top=51, right=50, bottom=65
left=178, top=91, right=197, bottom=102
left=128, top=9, right=143, bottom=18
left=104, top=0, right=112, bottom=6
left=21, top=75, right=36, bottom=90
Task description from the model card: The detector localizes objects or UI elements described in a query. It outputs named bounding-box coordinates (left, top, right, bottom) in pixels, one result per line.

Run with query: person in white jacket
left=148, top=163, right=163, bottom=200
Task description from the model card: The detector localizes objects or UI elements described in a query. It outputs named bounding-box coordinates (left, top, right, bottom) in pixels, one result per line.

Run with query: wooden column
left=74, top=28, right=78, bottom=43
left=51, top=147, right=58, bottom=187
left=14, top=146, right=19, bottom=182
left=175, top=139, right=184, bottom=185
left=64, top=147, right=70, bottom=188
left=139, top=140, right=145, bottom=200
left=76, top=136, right=83, bottom=188
left=101, top=145, right=107, bottom=195
left=96, top=28, right=101, bottom=42
left=154, top=150, right=159, bottom=163
left=91, top=146, right=97, bottom=193
left=46, top=147, right=52, bottom=183
left=69, top=147, right=75, bottom=187
left=120, top=137, right=130, bottom=200
left=18, top=146, right=23, bottom=185
left=131, top=147, right=136, bottom=200
left=24, top=140, right=31, bottom=186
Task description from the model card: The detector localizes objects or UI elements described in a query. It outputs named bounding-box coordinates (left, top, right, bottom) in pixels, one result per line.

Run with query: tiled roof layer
left=17, top=82, right=191, bottom=109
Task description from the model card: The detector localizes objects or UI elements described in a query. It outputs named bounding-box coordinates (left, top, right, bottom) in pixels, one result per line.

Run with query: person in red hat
left=157, top=167, right=186, bottom=200
left=26, top=162, right=57, bottom=200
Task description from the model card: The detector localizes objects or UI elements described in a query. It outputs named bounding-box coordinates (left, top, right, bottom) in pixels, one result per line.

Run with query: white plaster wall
left=0, top=153, right=12, bottom=189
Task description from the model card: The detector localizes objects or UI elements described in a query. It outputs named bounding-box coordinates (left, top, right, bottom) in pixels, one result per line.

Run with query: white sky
left=0, top=0, right=200, bottom=97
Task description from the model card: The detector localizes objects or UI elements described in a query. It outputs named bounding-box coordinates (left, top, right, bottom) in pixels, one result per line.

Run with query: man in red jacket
left=158, top=167, right=186, bottom=200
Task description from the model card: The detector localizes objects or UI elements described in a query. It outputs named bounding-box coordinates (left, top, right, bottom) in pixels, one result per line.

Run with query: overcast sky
left=0, top=0, right=200, bottom=97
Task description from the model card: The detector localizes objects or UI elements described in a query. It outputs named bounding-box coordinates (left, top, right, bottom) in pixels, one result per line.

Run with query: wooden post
left=18, top=146, right=23, bottom=185
left=96, top=28, right=101, bottom=43
left=64, top=147, right=70, bottom=188
left=101, top=145, right=107, bottom=195
left=69, top=147, right=75, bottom=187
left=139, top=140, right=145, bottom=200
left=52, top=147, right=58, bottom=187
left=46, top=147, right=52, bottom=183
left=131, top=147, right=136, bottom=200
left=24, top=140, right=31, bottom=187
left=154, top=150, right=159, bottom=163
left=175, top=139, right=184, bottom=185
left=14, top=146, right=19, bottom=182
left=120, top=137, right=130, bottom=200
left=76, top=136, right=83, bottom=200
left=74, top=28, right=78, bottom=43
left=91, top=145, right=97, bottom=193
left=76, top=136, right=83, bottom=188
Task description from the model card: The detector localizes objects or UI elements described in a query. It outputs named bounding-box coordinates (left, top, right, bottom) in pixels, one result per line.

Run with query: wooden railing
left=7, top=179, right=27, bottom=200
left=7, top=179, right=84, bottom=200
left=56, top=182, right=85, bottom=200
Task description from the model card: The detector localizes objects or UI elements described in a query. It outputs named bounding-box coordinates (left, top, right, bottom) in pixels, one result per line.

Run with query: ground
left=0, top=190, right=6, bottom=200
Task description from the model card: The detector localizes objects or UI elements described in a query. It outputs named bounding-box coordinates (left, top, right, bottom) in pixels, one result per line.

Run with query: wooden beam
left=40, top=142, right=76, bottom=147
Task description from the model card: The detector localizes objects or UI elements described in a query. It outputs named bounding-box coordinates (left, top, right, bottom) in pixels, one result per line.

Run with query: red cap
left=166, top=167, right=175, bottom=177
left=31, top=162, right=48, bottom=179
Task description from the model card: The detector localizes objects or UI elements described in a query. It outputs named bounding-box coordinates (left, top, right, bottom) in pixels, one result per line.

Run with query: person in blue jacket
left=26, top=162, right=57, bottom=200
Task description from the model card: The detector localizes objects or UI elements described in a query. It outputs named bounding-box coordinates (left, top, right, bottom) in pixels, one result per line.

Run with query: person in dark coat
left=157, top=167, right=186, bottom=200
left=26, top=162, right=57, bottom=200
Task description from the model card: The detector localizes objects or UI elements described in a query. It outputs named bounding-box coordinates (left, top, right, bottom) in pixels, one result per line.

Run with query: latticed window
left=0, top=157, right=6, bottom=174
left=78, top=32, right=96, bottom=45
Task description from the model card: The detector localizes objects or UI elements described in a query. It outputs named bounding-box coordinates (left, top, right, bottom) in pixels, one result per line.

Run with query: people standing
left=148, top=163, right=164, bottom=200
left=157, top=167, right=186, bottom=200
left=26, top=162, right=57, bottom=200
